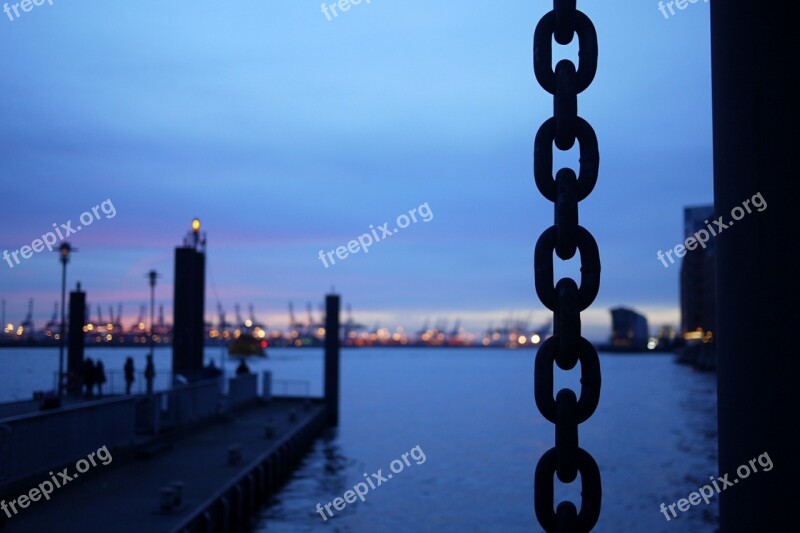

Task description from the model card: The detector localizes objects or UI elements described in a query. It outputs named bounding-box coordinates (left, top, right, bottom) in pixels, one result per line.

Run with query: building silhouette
left=609, top=307, right=649, bottom=350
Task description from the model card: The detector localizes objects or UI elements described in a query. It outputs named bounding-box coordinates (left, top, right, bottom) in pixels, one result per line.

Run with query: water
left=252, top=349, right=718, bottom=532
left=0, top=347, right=718, bottom=532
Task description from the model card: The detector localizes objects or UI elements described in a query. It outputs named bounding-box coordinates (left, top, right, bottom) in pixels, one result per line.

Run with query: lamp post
left=57, top=242, right=74, bottom=397
left=147, top=270, right=160, bottom=359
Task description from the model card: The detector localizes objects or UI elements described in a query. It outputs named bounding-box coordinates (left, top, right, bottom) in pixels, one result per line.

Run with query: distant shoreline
left=0, top=342, right=668, bottom=352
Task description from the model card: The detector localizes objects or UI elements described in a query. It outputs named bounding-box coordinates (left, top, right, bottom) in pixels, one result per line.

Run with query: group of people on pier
left=67, top=354, right=242, bottom=397
left=79, top=358, right=106, bottom=398
left=123, top=354, right=156, bottom=395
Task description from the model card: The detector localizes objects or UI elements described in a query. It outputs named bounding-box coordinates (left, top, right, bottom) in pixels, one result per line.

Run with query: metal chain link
left=532, top=1, right=602, bottom=531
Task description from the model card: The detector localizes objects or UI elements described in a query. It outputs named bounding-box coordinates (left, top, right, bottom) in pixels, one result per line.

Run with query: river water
left=0, top=347, right=717, bottom=532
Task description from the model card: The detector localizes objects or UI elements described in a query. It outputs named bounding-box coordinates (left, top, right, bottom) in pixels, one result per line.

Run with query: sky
left=0, top=0, right=713, bottom=341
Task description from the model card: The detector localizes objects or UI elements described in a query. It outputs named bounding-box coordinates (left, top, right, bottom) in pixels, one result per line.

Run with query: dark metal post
left=172, top=220, right=206, bottom=382
left=59, top=259, right=66, bottom=395
left=711, top=2, right=797, bottom=531
left=147, top=270, right=158, bottom=359
left=67, top=283, right=86, bottom=397
left=56, top=242, right=73, bottom=396
left=324, top=294, right=340, bottom=426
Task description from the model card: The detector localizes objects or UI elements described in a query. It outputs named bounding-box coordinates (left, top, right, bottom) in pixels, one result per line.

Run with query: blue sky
left=0, top=1, right=712, bottom=341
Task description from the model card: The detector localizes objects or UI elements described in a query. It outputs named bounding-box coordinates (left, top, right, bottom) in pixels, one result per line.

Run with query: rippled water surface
left=249, top=348, right=718, bottom=533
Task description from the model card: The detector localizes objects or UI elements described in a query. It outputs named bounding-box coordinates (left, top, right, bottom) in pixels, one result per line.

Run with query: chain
left=532, top=1, right=602, bottom=531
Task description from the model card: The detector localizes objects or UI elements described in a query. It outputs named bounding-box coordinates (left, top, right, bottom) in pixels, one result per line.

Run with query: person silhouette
left=124, top=357, right=135, bottom=394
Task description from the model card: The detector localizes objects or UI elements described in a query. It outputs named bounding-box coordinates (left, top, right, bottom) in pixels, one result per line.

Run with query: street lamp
left=57, top=242, right=75, bottom=396
left=182, top=217, right=205, bottom=251
left=146, top=270, right=160, bottom=358
left=191, top=217, right=200, bottom=249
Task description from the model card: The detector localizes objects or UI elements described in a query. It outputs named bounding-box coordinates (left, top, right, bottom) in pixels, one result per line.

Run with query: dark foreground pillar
left=172, top=246, right=205, bottom=381
left=711, top=2, right=799, bottom=531
left=324, top=294, right=340, bottom=426
left=67, top=283, right=86, bottom=396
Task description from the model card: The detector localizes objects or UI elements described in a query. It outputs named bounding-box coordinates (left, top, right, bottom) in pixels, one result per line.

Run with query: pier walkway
left=1, top=399, right=326, bottom=533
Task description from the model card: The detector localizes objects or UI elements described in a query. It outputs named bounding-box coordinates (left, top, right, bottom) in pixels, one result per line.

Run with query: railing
left=43, top=370, right=296, bottom=403
left=1, top=372, right=279, bottom=485
left=142, top=378, right=223, bottom=435
left=52, top=369, right=178, bottom=397
left=272, top=379, right=311, bottom=399
left=0, top=396, right=137, bottom=484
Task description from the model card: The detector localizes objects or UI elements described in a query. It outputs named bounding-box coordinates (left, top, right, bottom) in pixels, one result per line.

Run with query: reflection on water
left=257, top=431, right=352, bottom=533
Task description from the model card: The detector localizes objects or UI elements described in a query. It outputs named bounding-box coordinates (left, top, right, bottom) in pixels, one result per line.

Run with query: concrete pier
left=0, top=398, right=326, bottom=533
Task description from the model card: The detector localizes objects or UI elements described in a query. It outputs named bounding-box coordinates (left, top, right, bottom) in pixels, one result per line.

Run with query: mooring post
left=67, top=283, right=86, bottom=397
left=173, top=220, right=206, bottom=382
left=711, top=2, right=798, bottom=531
left=324, top=293, right=340, bottom=426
